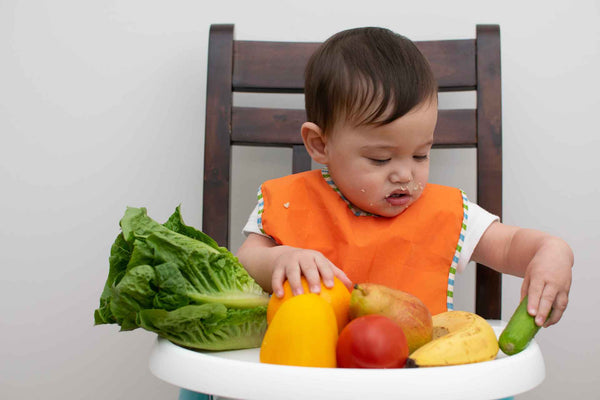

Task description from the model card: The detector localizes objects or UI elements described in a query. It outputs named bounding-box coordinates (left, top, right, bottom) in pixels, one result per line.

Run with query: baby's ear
left=301, top=122, right=329, bottom=164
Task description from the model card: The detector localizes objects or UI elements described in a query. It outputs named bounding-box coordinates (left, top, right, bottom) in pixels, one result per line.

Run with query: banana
left=405, top=311, right=499, bottom=367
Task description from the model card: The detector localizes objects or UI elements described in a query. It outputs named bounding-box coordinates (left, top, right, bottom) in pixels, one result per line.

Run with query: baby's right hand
left=270, top=246, right=352, bottom=298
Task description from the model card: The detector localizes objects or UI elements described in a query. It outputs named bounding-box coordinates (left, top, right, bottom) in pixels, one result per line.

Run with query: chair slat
left=435, top=109, right=477, bottom=146
left=417, top=40, right=476, bottom=91
left=203, top=25, right=233, bottom=247
left=475, top=25, right=503, bottom=320
left=232, top=39, right=475, bottom=92
left=231, top=107, right=305, bottom=145
left=233, top=41, right=318, bottom=93
left=231, top=107, right=476, bottom=146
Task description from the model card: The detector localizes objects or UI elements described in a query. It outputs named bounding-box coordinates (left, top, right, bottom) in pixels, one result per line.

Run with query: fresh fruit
left=260, top=293, right=338, bottom=368
left=348, top=283, right=433, bottom=353
left=267, top=276, right=351, bottom=332
left=336, top=314, right=409, bottom=368
left=406, top=311, right=499, bottom=367
left=499, top=296, right=547, bottom=355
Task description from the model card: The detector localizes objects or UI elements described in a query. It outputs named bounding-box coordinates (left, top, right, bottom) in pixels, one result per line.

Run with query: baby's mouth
left=381, top=182, right=424, bottom=208
left=385, top=191, right=411, bottom=207
left=386, top=192, right=407, bottom=199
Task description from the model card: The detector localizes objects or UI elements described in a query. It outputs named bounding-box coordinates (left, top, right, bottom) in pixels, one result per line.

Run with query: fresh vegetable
left=349, top=283, right=433, bottom=353
left=499, top=296, right=546, bottom=355
left=260, top=294, right=338, bottom=368
left=336, top=314, right=408, bottom=368
left=94, top=206, right=269, bottom=351
left=266, top=277, right=351, bottom=332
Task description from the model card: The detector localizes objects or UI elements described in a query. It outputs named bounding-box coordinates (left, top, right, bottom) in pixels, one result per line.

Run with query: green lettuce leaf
left=94, top=206, right=269, bottom=350
left=93, top=233, right=132, bottom=325
left=138, top=304, right=268, bottom=351
left=163, top=205, right=223, bottom=252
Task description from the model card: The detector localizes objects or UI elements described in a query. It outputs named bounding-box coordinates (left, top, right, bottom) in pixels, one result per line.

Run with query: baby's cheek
left=354, top=187, right=371, bottom=203
left=415, top=181, right=425, bottom=193
left=412, top=182, right=426, bottom=200
left=361, top=186, right=380, bottom=201
left=349, top=186, right=377, bottom=209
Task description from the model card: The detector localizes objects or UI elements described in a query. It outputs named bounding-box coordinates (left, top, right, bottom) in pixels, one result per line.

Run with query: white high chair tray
left=149, top=320, right=545, bottom=400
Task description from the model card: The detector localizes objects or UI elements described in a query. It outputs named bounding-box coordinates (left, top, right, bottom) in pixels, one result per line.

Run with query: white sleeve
left=242, top=203, right=270, bottom=237
left=456, top=201, right=499, bottom=273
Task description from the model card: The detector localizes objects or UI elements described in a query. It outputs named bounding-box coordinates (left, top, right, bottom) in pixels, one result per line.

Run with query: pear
left=349, top=283, right=433, bottom=354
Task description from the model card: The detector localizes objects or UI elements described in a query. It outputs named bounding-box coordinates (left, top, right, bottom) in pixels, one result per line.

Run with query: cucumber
left=498, top=296, right=545, bottom=355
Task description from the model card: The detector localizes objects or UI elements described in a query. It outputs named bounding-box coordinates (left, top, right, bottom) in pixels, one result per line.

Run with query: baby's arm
left=471, top=222, right=573, bottom=327
left=236, top=233, right=353, bottom=298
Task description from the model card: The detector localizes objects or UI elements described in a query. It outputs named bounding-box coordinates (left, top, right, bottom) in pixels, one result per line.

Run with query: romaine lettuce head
left=94, top=206, right=269, bottom=350
left=138, top=304, right=268, bottom=351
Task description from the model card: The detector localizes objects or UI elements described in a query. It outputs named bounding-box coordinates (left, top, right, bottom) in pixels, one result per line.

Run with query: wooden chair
left=202, top=24, right=502, bottom=319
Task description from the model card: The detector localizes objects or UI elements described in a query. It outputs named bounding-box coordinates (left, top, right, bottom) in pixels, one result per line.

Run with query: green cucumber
left=498, top=296, right=545, bottom=355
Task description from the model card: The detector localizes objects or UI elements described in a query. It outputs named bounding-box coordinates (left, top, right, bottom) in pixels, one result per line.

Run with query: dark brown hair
left=304, top=27, right=437, bottom=135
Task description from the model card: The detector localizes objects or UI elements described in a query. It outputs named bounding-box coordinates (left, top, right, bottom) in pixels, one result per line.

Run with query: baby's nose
left=389, top=169, right=412, bottom=184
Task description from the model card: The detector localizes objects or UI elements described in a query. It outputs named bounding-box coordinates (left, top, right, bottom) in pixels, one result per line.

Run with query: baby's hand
left=270, top=246, right=353, bottom=298
left=521, top=238, right=573, bottom=327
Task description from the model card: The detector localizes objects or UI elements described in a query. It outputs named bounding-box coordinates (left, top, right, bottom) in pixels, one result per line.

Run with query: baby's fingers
left=315, top=259, right=335, bottom=289
left=271, top=267, right=287, bottom=298
left=332, top=267, right=353, bottom=291
left=272, top=264, right=303, bottom=297
left=285, top=265, right=306, bottom=296
left=543, top=308, right=561, bottom=328
left=301, top=264, right=323, bottom=294
left=544, top=292, right=569, bottom=327
left=534, top=286, right=556, bottom=327
left=523, top=277, right=543, bottom=317
left=527, top=283, right=561, bottom=327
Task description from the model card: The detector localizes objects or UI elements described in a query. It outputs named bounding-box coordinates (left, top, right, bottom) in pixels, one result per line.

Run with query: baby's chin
left=356, top=201, right=409, bottom=218
left=373, top=206, right=410, bottom=218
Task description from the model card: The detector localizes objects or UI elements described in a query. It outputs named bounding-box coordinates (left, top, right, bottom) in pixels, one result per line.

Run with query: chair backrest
left=203, top=24, right=502, bottom=319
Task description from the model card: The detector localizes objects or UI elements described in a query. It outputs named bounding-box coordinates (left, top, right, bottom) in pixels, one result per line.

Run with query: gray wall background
left=2, top=0, right=598, bottom=398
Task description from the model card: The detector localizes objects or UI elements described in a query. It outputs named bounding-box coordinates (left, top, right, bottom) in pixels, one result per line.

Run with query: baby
left=237, top=27, right=573, bottom=326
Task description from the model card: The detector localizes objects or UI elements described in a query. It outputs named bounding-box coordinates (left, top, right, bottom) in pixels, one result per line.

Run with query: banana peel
left=405, top=311, right=499, bottom=367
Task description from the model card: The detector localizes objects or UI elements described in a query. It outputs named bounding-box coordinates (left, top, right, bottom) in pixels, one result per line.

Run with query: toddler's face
left=324, top=99, right=437, bottom=217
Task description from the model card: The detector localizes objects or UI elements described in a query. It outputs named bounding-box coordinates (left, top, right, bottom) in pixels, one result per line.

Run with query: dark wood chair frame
left=203, top=24, right=502, bottom=318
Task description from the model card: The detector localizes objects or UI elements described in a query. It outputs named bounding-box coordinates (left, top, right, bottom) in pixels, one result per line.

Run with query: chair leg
left=178, top=388, right=213, bottom=400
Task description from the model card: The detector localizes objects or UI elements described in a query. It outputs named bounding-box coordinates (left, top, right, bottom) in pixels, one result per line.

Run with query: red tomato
left=336, top=314, right=408, bottom=368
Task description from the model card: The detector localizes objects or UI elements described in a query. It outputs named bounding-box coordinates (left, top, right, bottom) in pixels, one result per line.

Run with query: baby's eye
left=413, top=154, right=430, bottom=161
left=368, top=157, right=391, bottom=165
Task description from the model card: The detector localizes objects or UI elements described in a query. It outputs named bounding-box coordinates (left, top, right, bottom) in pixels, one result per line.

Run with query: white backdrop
left=2, top=0, right=599, bottom=399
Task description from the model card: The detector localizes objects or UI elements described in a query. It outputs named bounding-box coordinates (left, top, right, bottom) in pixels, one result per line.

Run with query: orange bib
left=259, top=169, right=465, bottom=315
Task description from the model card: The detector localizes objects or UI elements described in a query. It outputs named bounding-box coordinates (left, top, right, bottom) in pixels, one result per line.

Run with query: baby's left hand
left=520, top=237, right=573, bottom=327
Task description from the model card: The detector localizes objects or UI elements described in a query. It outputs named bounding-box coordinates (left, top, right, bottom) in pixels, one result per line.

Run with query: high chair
left=149, top=24, right=545, bottom=400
